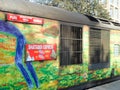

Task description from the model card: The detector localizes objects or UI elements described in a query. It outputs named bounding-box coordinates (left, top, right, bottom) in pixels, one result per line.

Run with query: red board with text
left=25, top=44, right=57, bottom=61
left=7, top=13, right=44, bottom=25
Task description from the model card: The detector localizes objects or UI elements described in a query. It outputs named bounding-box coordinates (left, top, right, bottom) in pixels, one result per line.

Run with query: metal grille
left=90, top=29, right=101, bottom=64
left=89, top=29, right=110, bottom=69
left=60, top=25, right=82, bottom=66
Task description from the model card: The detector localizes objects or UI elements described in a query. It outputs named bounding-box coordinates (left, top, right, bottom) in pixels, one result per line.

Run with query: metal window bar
left=90, top=29, right=110, bottom=64
left=60, top=25, right=82, bottom=66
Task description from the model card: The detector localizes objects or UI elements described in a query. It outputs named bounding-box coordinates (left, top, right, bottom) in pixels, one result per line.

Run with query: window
left=114, top=0, right=118, bottom=6
left=115, top=8, right=119, bottom=19
left=101, top=0, right=105, bottom=3
left=110, top=0, right=113, bottom=3
left=114, top=44, right=120, bottom=56
left=89, top=29, right=110, bottom=69
left=110, top=6, right=114, bottom=17
left=60, top=24, right=82, bottom=66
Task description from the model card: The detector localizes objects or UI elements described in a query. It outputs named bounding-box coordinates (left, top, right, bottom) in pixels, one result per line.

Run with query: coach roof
left=0, top=0, right=120, bottom=30
left=0, top=0, right=93, bottom=25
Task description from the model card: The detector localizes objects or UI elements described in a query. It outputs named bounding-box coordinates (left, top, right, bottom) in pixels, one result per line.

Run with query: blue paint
left=15, top=35, right=33, bottom=88
left=26, top=62, right=39, bottom=88
left=17, top=63, right=33, bottom=88
left=0, top=20, right=39, bottom=88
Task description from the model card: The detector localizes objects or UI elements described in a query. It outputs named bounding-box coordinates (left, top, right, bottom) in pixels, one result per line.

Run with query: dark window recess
left=60, top=25, right=82, bottom=66
left=89, top=29, right=110, bottom=69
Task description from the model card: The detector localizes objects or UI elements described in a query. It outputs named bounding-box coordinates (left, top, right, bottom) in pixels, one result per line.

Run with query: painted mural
left=0, top=12, right=59, bottom=90
left=0, top=11, right=120, bottom=90
left=0, top=32, right=16, bottom=64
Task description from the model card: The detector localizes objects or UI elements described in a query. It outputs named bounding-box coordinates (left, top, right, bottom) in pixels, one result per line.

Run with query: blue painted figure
left=0, top=20, right=39, bottom=88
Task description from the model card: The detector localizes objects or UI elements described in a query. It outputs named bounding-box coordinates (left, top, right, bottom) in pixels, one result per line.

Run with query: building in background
left=26, top=0, right=51, bottom=4
left=99, top=0, right=120, bottom=22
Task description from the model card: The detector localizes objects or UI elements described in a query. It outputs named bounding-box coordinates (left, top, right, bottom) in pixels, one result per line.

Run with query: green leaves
left=51, top=0, right=111, bottom=20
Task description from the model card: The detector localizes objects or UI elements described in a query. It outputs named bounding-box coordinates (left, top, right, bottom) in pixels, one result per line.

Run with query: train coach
left=0, top=0, right=120, bottom=90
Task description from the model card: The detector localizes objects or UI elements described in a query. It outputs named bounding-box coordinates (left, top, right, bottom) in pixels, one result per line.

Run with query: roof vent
left=112, top=22, right=120, bottom=26
left=99, top=19, right=111, bottom=24
left=85, top=15, right=99, bottom=22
